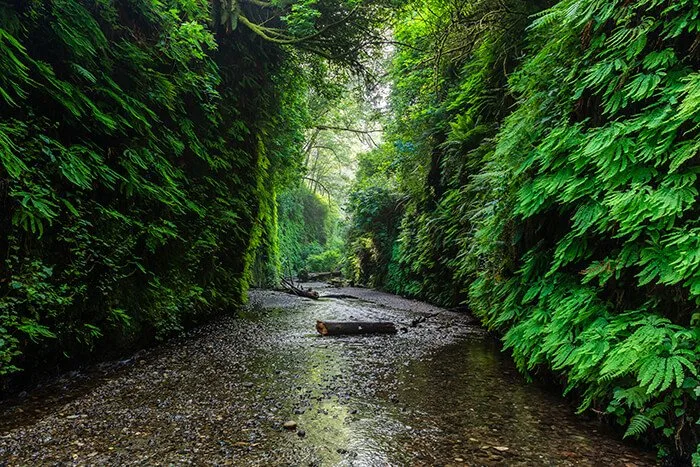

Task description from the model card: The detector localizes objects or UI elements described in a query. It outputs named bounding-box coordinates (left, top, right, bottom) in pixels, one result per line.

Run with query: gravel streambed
left=0, top=284, right=654, bottom=466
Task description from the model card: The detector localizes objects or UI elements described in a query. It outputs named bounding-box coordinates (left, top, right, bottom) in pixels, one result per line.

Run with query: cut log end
left=315, top=320, right=397, bottom=336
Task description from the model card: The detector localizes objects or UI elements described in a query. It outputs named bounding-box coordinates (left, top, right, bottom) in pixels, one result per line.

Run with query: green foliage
left=468, top=0, right=700, bottom=458
left=346, top=182, right=403, bottom=286
left=278, top=184, right=343, bottom=275
left=0, top=0, right=353, bottom=377
left=306, top=248, right=343, bottom=272
left=348, top=0, right=700, bottom=460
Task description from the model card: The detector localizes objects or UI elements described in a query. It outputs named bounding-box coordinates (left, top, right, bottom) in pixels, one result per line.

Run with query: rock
left=455, top=458, right=464, bottom=462
left=493, top=446, right=509, bottom=452
left=297, top=430, right=305, bottom=437
left=283, top=420, right=297, bottom=430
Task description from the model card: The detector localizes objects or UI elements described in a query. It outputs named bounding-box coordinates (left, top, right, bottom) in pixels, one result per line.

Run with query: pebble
left=0, top=287, right=654, bottom=466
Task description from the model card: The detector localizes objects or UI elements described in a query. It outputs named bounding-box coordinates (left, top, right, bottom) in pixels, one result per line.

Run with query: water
left=0, top=286, right=654, bottom=465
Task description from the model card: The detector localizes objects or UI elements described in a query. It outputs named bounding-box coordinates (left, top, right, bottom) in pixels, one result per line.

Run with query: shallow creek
left=0, top=285, right=654, bottom=466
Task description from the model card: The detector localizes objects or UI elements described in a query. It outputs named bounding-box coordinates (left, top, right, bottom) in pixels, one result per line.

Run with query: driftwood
left=281, top=278, right=319, bottom=299
left=316, top=320, right=397, bottom=336
left=295, top=288, right=319, bottom=299
left=320, top=294, right=358, bottom=300
left=307, top=271, right=341, bottom=281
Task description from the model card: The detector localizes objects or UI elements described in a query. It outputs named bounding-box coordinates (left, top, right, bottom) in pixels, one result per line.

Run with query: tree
left=213, top=0, right=391, bottom=70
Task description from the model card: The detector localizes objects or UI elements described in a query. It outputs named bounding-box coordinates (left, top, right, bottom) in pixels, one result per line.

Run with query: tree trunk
left=295, top=288, right=319, bottom=299
left=281, top=278, right=319, bottom=299
left=316, top=320, right=397, bottom=336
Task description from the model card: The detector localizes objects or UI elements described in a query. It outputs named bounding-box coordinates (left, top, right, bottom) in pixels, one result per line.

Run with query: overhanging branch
left=238, top=4, right=360, bottom=46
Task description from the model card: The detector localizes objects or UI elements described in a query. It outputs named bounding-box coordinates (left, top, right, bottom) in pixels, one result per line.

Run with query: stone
left=283, top=421, right=297, bottom=430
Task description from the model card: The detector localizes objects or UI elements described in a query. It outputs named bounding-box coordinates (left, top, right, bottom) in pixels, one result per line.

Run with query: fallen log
left=319, top=294, right=359, bottom=300
left=293, top=287, right=319, bottom=299
left=316, top=320, right=397, bottom=336
left=281, top=278, right=319, bottom=299
left=306, top=271, right=341, bottom=281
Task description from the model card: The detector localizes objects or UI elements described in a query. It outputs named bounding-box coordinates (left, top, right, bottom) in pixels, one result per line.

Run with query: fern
left=0, top=0, right=334, bottom=379
left=625, top=413, right=653, bottom=438
left=349, top=0, right=700, bottom=459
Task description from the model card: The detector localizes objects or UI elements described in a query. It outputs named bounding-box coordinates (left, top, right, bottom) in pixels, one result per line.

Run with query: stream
left=0, top=284, right=654, bottom=466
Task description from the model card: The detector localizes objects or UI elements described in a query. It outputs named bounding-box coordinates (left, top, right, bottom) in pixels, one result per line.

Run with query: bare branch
left=303, top=176, right=333, bottom=204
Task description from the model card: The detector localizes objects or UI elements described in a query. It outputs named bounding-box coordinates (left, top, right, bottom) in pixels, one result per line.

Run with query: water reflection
left=0, top=292, right=653, bottom=466
left=230, top=298, right=652, bottom=466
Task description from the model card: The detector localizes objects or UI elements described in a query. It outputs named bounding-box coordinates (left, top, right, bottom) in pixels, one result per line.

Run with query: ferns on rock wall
left=350, top=0, right=699, bottom=459
left=0, top=1, right=304, bottom=378
left=472, top=0, right=700, bottom=457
